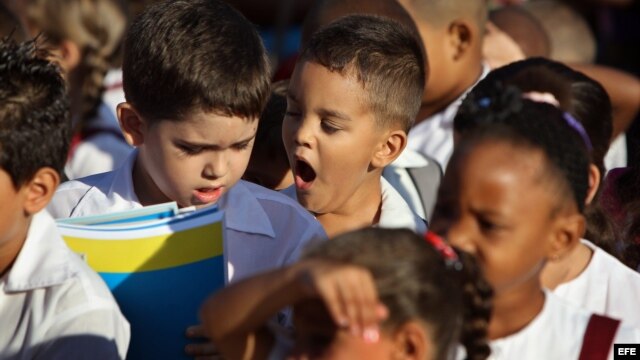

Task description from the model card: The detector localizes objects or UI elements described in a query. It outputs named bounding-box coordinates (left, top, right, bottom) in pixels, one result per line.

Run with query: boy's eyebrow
left=174, top=134, right=256, bottom=150
left=317, top=108, right=351, bottom=121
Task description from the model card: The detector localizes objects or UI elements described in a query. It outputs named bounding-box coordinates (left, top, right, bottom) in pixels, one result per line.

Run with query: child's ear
left=448, top=20, right=474, bottom=61
left=391, top=321, right=431, bottom=360
left=23, top=167, right=60, bottom=215
left=371, top=130, right=407, bottom=169
left=546, top=212, right=586, bottom=261
left=117, top=103, right=147, bottom=147
left=585, top=164, right=601, bottom=205
left=51, top=40, right=82, bottom=74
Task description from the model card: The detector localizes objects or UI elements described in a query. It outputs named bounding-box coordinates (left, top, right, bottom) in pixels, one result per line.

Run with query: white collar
left=378, top=178, right=427, bottom=233
left=4, top=211, right=78, bottom=293
left=391, top=148, right=430, bottom=168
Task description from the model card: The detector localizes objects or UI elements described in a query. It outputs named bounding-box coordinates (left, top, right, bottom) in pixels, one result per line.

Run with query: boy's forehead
left=290, top=61, right=364, bottom=97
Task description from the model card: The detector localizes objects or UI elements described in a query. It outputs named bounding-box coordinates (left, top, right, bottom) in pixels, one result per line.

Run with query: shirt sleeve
left=36, top=306, right=131, bottom=360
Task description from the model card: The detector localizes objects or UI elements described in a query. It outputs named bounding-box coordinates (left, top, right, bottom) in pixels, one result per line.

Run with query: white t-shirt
left=281, top=177, right=427, bottom=234
left=552, top=239, right=640, bottom=329
left=49, top=151, right=327, bottom=283
left=0, top=211, right=130, bottom=359
left=488, top=292, right=640, bottom=360
left=407, top=65, right=490, bottom=170
left=65, top=102, right=133, bottom=180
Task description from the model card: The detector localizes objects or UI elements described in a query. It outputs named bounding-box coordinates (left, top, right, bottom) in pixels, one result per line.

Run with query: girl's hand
left=291, top=260, right=388, bottom=342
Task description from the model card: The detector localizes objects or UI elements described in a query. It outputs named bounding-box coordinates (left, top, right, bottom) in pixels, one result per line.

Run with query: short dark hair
left=300, top=15, right=425, bottom=132
left=0, top=39, right=70, bottom=187
left=122, top=0, right=271, bottom=122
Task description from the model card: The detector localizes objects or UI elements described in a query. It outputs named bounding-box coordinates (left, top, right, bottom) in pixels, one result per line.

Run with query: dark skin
left=432, top=141, right=585, bottom=339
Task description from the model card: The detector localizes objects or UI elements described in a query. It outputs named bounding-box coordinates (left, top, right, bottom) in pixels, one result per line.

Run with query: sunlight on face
left=282, top=61, right=385, bottom=215
left=137, top=111, right=257, bottom=208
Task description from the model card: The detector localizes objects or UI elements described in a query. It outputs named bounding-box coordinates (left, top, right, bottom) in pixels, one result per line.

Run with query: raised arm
left=199, top=259, right=387, bottom=360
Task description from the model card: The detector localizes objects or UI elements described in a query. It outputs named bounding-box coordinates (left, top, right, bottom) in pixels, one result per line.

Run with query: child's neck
left=540, top=242, right=594, bottom=290
left=315, top=176, right=382, bottom=239
left=415, top=62, right=484, bottom=122
left=488, top=281, right=546, bottom=340
left=0, top=218, right=31, bottom=279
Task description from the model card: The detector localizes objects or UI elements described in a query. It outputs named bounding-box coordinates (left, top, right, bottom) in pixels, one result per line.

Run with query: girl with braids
left=199, top=227, right=493, bottom=360
left=434, top=84, right=640, bottom=359
left=23, top=0, right=132, bottom=179
left=454, top=58, right=640, bottom=330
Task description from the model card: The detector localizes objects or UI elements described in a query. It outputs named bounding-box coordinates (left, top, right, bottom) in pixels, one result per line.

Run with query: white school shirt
left=281, top=178, right=427, bottom=234
left=65, top=102, right=133, bottom=180
left=552, top=239, right=640, bottom=329
left=0, top=211, right=130, bottom=359
left=48, top=151, right=327, bottom=283
left=407, top=64, right=490, bottom=170
left=384, top=148, right=440, bottom=221
left=604, top=133, right=627, bottom=173
left=487, top=291, right=640, bottom=360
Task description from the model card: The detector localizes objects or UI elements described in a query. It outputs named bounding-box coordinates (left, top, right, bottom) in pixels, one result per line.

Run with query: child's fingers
left=186, top=324, right=207, bottom=338
left=335, top=276, right=362, bottom=336
left=352, top=271, right=383, bottom=342
left=319, top=282, right=350, bottom=328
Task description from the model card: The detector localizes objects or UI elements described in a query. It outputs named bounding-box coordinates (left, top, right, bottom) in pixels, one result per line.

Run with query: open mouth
left=193, top=187, right=223, bottom=205
left=295, top=159, right=316, bottom=190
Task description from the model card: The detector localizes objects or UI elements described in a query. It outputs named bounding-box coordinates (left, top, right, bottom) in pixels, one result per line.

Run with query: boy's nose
left=292, top=118, right=315, bottom=148
left=202, top=154, right=228, bottom=179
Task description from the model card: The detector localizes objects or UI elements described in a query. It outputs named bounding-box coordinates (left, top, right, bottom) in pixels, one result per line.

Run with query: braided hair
left=25, top=0, right=126, bottom=126
left=303, top=228, right=493, bottom=360
left=459, top=58, right=616, bottom=253
left=454, top=83, right=591, bottom=214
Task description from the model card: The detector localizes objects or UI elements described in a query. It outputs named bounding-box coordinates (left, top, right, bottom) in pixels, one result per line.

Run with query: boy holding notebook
left=48, top=0, right=325, bottom=283
left=0, top=39, right=129, bottom=359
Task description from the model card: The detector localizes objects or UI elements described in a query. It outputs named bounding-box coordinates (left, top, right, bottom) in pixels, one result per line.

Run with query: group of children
left=1, top=0, right=640, bottom=359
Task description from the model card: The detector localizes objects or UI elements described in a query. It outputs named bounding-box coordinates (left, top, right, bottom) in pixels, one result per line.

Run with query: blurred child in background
left=24, top=0, right=132, bottom=179
left=397, top=0, right=489, bottom=169
left=201, top=228, right=492, bottom=360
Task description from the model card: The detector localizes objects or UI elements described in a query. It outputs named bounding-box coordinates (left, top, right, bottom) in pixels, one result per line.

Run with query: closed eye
left=320, top=119, right=340, bottom=134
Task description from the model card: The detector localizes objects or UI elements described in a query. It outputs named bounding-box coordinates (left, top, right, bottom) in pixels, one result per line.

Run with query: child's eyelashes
left=476, top=215, right=506, bottom=235
left=232, top=141, right=251, bottom=151
left=320, top=119, right=341, bottom=134
left=179, top=145, right=203, bottom=155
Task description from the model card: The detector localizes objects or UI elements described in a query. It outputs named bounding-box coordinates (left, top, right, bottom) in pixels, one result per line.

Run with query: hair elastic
left=424, top=231, right=463, bottom=271
left=562, top=112, right=593, bottom=152
left=522, top=91, right=593, bottom=151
